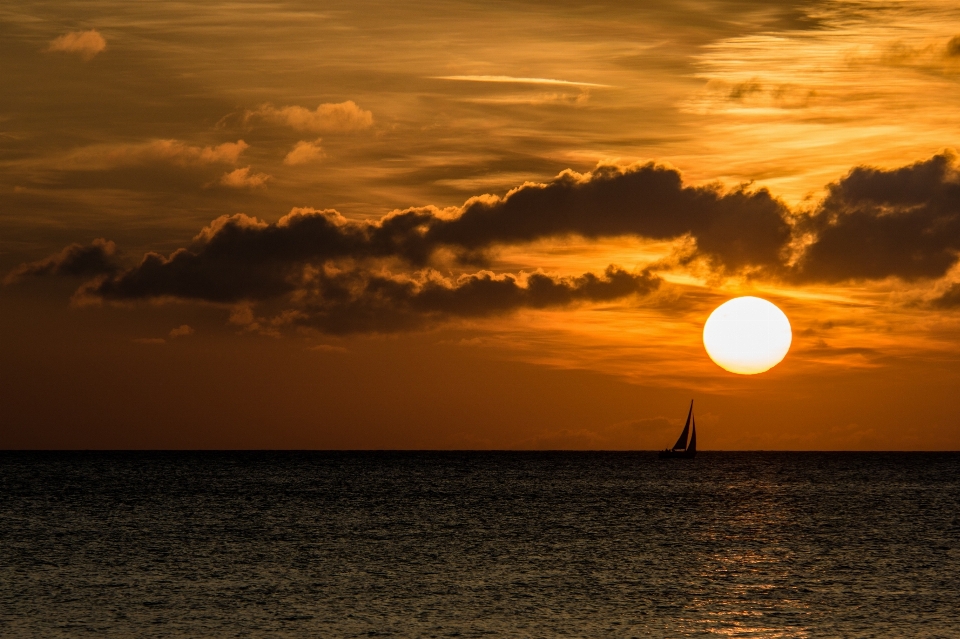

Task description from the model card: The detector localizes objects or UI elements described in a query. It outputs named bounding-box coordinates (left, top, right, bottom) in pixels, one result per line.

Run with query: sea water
left=1, top=452, right=958, bottom=637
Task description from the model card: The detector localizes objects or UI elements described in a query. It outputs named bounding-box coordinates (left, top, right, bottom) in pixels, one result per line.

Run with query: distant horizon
left=5, top=448, right=958, bottom=453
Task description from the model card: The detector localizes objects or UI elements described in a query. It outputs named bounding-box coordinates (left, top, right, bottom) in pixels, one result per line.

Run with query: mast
left=671, top=400, right=693, bottom=450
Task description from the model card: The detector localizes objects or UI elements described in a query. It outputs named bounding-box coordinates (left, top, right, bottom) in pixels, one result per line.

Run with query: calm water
left=1, top=452, right=958, bottom=638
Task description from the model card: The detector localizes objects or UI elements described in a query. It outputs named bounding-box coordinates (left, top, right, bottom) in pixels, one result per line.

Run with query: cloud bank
left=12, top=152, right=960, bottom=332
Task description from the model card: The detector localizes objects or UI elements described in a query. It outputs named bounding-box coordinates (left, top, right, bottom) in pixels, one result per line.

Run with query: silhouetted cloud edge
left=10, top=151, right=960, bottom=331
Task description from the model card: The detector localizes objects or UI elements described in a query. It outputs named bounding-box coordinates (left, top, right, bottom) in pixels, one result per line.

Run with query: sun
left=703, top=296, right=792, bottom=375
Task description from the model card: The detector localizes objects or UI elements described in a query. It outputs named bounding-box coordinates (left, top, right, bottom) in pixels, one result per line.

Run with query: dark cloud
left=276, top=265, right=661, bottom=334
left=421, top=163, right=792, bottom=271
left=930, top=282, right=960, bottom=308
left=947, top=36, right=960, bottom=57
left=15, top=152, right=960, bottom=333
left=90, top=246, right=296, bottom=303
left=4, top=238, right=119, bottom=284
left=55, top=162, right=789, bottom=304
left=85, top=211, right=377, bottom=302
left=803, top=340, right=878, bottom=358
left=793, top=152, right=960, bottom=282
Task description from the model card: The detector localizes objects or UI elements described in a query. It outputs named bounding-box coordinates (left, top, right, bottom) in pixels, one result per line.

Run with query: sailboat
left=658, top=400, right=697, bottom=459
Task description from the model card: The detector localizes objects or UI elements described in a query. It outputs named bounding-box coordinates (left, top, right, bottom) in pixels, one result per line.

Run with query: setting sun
left=703, top=297, right=792, bottom=375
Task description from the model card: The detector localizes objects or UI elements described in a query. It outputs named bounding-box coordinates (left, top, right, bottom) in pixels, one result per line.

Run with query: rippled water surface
left=1, top=452, right=958, bottom=637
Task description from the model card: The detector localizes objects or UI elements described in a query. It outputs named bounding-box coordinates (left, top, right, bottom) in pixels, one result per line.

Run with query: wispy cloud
left=682, top=0, right=960, bottom=202
left=434, top=75, right=611, bottom=87
left=49, top=140, right=248, bottom=171
left=47, top=30, right=106, bottom=61
left=220, top=167, right=270, bottom=189
left=284, top=139, right=325, bottom=165
left=464, top=92, right=591, bottom=106
left=245, top=101, right=373, bottom=133
left=169, top=324, right=194, bottom=338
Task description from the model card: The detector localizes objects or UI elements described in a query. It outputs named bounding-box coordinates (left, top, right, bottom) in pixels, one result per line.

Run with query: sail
left=671, top=400, right=693, bottom=450
left=688, top=415, right=697, bottom=453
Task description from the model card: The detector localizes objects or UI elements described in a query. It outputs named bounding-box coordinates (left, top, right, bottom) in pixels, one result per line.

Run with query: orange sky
left=2, top=0, right=960, bottom=449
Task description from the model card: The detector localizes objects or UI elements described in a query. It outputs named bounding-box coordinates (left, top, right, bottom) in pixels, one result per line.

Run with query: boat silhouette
left=658, top=400, right=697, bottom=459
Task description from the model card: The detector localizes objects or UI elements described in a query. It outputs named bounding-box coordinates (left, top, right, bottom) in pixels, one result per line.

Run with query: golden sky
left=2, top=0, right=960, bottom=449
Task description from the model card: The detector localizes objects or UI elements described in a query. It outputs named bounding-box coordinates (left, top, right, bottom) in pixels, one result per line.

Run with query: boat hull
left=658, top=449, right=696, bottom=459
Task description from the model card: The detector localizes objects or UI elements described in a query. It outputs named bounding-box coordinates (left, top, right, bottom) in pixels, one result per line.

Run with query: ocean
left=1, top=452, right=957, bottom=637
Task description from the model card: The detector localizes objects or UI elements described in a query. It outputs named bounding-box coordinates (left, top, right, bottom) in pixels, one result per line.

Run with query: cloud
left=169, top=324, right=194, bottom=338
left=12, top=161, right=790, bottom=305
left=947, top=36, right=960, bottom=57
left=47, top=30, right=106, bottom=61
left=220, top=167, right=271, bottom=188
left=929, top=282, right=960, bottom=308
left=419, top=163, right=791, bottom=272
left=53, top=140, right=248, bottom=171
left=792, top=151, right=960, bottom=282
left=284, top=139, right=324, bottom=165
left=229, top=265, right=660, bottom=335
left=43, top=161, right=789, bottom=307
left=246, top=101, right=373, bottom=133
left=82, top=214, right=304, bottom=303
left=434, top=75, right=611, bottom=88
left=488, top=92, right=590, bottom=106
left=21, top=152, right=960, bottom=334
left=4, top=238, right=118, bottom=284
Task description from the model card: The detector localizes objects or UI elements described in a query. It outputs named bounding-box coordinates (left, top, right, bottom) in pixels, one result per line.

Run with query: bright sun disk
left=703, top=296, right=792, bottom=375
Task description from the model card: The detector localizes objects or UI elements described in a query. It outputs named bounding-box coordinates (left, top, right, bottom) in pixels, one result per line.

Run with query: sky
left=2, top=0, right=960, bottom=450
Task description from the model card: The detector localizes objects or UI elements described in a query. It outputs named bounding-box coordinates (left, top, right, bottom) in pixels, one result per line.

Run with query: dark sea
left=1, top=452, right=958, bottom=638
